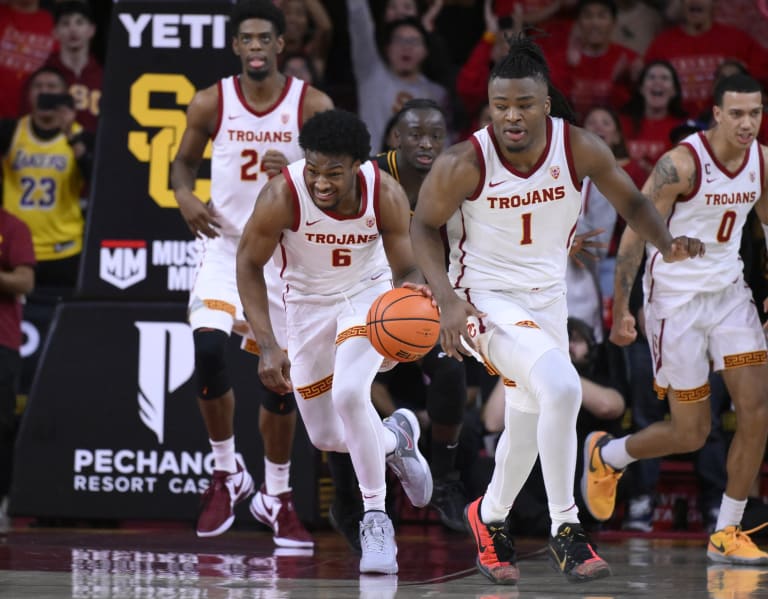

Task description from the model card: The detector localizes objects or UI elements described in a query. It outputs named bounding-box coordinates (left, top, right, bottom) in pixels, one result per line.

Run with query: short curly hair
left=230, top=0, right=286, bottom=37
left=299, top=110, right=371, bottom=163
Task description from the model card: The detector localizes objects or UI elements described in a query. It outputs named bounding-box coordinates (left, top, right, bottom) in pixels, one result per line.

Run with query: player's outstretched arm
left=378, top=171, right=423, bottom=288
left=411, top=143, right=485, bottom=359
left=236, top=176, right=295, bottom=394
left=170, top=85, right=221, bottom=238
left=572, top=127, right=704, bottom=261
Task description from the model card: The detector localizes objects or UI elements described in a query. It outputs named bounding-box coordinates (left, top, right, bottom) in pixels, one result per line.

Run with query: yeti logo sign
left=100, top=240, right=148, bottom=289
left=135, top=322, right=194, bottom=444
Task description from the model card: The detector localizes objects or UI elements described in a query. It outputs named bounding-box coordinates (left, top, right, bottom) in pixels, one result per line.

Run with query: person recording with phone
left=0, top=66, right=93, bottom=290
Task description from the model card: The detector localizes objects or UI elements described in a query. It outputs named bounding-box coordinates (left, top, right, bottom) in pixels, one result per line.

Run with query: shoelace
left=361, top=522, right=387, bottom=553
left=723, top=523, right=768, bottom=550
left=487, top=524, right=515, bottom=562
left=557, top=526, right=596, bottom=563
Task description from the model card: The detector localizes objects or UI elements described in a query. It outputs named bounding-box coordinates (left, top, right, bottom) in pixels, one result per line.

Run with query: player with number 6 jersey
left=170, top=0, right=332, bottom=547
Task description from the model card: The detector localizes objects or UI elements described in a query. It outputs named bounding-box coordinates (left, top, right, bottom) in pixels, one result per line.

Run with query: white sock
left=716, top=495, right=747, bottom=531
left=264, top=458, right=291, bottom=495
left=550, top=502, right=580, bottom=537
left=600, top=436, right=636, bottom=470
left=360, top=484, right=386, bottom=513
left=384, top=427, right=397, bottom=454
left=210, top=437, right=237, bottom=473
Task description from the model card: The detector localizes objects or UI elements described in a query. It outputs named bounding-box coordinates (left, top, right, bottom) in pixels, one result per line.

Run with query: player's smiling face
left=488, top=76, right=550, bottom=154
left=714, top=91, right=763, bottom=148
left=303, top=152, right=361, bottom=212
left=233, top=18, right=284, bottom=81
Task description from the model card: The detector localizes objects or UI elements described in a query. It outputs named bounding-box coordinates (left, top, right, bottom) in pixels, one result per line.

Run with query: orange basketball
left=366, top=287, right=440, bottom=362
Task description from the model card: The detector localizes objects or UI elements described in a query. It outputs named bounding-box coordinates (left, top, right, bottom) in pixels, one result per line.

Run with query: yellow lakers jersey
left=1, top=116, right=84, bottom=261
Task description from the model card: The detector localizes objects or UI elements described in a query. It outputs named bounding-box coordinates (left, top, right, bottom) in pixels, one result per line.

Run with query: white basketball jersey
left=643, top=131, right=765, bottom=313
left=280, top=159, right=391, bottom=299
left=209, top=75, right=307, bottom=237
left=448, top=118, right=582, bottom=292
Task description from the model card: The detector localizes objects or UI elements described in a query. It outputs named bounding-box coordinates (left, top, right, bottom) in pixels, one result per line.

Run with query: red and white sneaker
left=250, top=484, right=314, bottom=548
left=196, top=459, right=255, bottom=537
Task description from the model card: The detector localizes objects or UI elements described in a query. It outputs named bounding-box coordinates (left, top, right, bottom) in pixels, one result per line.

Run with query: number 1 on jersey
left=520, top=212, right=533, bottom=245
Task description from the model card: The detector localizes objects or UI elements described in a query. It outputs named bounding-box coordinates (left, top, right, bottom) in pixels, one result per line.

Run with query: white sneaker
left=359, top=511, right=398, bottom=574
left=383, top=408, right=433, bottom=507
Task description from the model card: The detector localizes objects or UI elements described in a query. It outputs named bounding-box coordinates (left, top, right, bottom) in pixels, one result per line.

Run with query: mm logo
left=100, top=240, right=147, bottom=289
left=127, top=73, right=212, bottom=208
left=135, top=322, right=194, bottom=444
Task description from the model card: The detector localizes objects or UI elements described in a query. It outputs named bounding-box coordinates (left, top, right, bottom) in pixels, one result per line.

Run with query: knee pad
left=193, top=329, right=231, bottom=399
left=260, top=387, right=296, bottom=414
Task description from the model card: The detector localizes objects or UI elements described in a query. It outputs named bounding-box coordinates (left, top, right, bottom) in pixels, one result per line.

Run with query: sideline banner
left=10, top=302, right=318, bottom=522
left=77, top=0, right=237, bottom=300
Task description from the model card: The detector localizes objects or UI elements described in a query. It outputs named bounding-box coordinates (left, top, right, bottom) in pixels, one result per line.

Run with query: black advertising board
left=77, top=0, right=238, bottom=300
left=10, top=303, right=319, bottom=522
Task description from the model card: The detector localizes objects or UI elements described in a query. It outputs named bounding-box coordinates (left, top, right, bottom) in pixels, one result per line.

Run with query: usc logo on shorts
left=127, top=73, right=212, bottom=208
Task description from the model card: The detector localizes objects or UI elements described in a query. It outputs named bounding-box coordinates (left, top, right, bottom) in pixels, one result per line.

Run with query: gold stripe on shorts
left=202, top=299, right=237, bottom=317
left=724, top=350, right=768, bottom=369
left=671, top=382, right=710, bottom=403
left=653, top=381, right=667, bottom=400
left=502, top=378, right=517, bottom=387
left=297, top=374, right=333, bottom=400
left=242, top=338, right=260, bottom=355
left=335, top=325, right=367, bottom=345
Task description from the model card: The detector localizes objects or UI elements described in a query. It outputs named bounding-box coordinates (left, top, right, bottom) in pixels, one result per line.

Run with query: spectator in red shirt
left=42, top=1, right=102, bottom=135
left=0, top=0, right=55, bottom=119
left=644, top=0, right=767, bottom=119
left=0, top=209, right=35, bottom=533
left=549, top=0, right=641, bottom=121
left=620, top=60, right=687, bottom=175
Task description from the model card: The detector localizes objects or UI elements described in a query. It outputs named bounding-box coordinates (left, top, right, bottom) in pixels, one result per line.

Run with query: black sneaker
left=549, top=522, right=611, bottom=582
left=430, top=473, right=469, bottom=533
left=329, top=501, right=362, bottom=555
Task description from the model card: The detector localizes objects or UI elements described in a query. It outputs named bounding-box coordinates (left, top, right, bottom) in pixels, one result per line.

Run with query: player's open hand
left=257, top=345, right=293, bottom=395
left=663, top=236, right=705, bottom=262
left=569, top=228, right=607, bottom=269
left=609, top=312, right=637, bottom=346
left=439, top=297, right=486, bottom=361
left=261, top=150, right=289, bottom=178
left=177, top=190, right=221, bottom=238
left=401, top=281, right=436, bottom=307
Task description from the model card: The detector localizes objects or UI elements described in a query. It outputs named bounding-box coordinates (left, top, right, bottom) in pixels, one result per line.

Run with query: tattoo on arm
left=650, top=155, right=679, bottom=200
left=614, top=235, right=645, bottom=310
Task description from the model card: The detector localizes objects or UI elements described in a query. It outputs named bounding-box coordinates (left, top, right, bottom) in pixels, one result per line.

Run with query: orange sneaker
left=581, top=431, right=624, bottom=521
left=708, top=524, right=768, bottom=565
left=464, top=496, right=519, bottom=585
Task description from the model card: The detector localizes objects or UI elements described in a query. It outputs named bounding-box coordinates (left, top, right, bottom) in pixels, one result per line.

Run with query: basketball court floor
left=2, top=523, right=767, bottom=598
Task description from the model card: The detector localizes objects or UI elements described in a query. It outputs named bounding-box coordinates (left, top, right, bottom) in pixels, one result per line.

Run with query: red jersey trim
left=297, top=79, right=308, bottom=128
left=372, top=161, right=382, bottom=229
left=678, top=142, right=701, bottom=202
left=283, top=166, right=301, bottom=232
left=489, top=117, right=552, bottom=179
left=454, top=208, right=469, bottom=288
left=699, top=131, right=750, bottom=179
left=234, top=75, right=292, bottom=117
left=467, top=135, right=486, bottom=201
left=758, top=143, right=765, bottom=191
left=212, top=79, right=224, bottom=139
left=564, top=123, right=582, bottom=191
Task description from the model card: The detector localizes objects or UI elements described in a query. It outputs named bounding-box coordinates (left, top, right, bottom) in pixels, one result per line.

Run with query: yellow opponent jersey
left=1, top=116, right=84, bottom=261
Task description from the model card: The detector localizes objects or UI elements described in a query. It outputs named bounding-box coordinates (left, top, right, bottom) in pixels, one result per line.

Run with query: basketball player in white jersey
left=236, top=109, right=433, bottom=575
left=585, top=73, right=768, bottom=564
left=170, top=0, right=332, bottom=545
left=411, top=35, right=703, bottom=585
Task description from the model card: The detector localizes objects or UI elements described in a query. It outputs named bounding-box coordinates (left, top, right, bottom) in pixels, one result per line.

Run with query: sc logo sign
left=127, top=73, right=212, bottom=208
